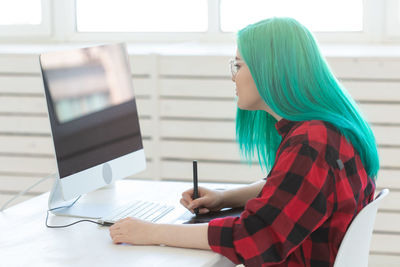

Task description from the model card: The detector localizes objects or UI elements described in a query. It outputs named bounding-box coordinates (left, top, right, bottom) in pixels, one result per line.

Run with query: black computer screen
left=40, top=44, right=143, bottom=178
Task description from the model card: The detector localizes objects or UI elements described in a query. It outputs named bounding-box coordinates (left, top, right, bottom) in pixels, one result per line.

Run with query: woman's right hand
left=180, top=186, right=225, bottom=215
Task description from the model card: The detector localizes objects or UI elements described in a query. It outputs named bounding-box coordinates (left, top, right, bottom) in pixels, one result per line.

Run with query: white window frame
left=56, top=0, right=391, bottom=44
left=385, top=0, right=400, bottom=39
left=0, top=0, right=399, bottom=44
left=0, top=0, right=51, bottom=39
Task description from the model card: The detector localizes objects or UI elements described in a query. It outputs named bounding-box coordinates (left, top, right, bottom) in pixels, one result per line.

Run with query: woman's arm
left=109, top=217, right=210, bottom=250
left=152, top=223, right=210, bottom=250
left=109, top=180, right=266, bottom=249
left=149, top=180, right=267, bottom=249
left=222, top=179, right=266, bottom=208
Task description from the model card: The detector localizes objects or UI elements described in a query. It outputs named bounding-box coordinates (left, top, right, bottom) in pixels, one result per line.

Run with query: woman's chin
left=237, top=101, right=251, bottom=110
left=237, top=102, right=261, bottom=111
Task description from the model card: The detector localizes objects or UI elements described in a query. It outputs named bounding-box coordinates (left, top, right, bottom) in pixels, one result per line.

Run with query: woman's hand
left=180, top=186, right=225, bottom=214
left=109, top=217, right=156, bottom=245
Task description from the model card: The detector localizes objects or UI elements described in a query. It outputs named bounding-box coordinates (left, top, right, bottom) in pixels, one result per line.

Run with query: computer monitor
left=40, top=43, right=146, bottom=218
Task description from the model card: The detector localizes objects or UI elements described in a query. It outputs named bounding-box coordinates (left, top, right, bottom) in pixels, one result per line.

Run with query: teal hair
left=235, top=17, right=379, bottom=179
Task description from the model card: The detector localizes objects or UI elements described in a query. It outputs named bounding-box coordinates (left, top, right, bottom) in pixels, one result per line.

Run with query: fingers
left=180, top=198, right=196, bottom=214
left=109, top=219, right=127, bottom=236
left=188, top=198, right=204, bottom=209
left=181, top=190, right=193, bottom=203
left=198, top=208, right=210, bottom=214
left=180, top=201, right=210, bottom=215
left=180, top=198, right=191, bottom=212
left=190, top=199, right=208, bottom=214
left=181, top=189, right=198, bottom=213
left=182, top=186, right=207, bottom=201
left=109, top=220, right=130, bottom=245
left=110, top=218, right=125, bottom=228
left=109, top=227, right=123, bottom=244
left=111, top=234, right=124, bottom=244
left=109, top=227, right=121, bottom=235
left=180, top=196, right=205, bottom=214
left=181, top=187, right=212, bottom=213
left=110, top=223, right=120, bottom=230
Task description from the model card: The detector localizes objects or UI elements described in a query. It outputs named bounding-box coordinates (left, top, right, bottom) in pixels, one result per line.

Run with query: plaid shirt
left=208, top=119, right=376, bottom=267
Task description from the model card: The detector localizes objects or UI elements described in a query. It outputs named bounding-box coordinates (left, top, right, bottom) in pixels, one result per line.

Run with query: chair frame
left=333, top=188, right=390, bottom=267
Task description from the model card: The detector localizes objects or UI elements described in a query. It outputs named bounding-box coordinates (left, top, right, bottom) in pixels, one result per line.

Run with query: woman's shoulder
left=284, top=120, right=348, bottom=154
left=288, top=120, right=339, bottom=142
left=285, top=120, right=356, bottom=162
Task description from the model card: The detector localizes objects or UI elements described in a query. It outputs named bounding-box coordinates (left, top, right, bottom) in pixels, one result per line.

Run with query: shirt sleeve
left=208, top=140, right=335, bottom=265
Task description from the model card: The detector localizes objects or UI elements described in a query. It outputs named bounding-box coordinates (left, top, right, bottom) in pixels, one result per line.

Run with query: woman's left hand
left=109, top=217, right=156, bottom=245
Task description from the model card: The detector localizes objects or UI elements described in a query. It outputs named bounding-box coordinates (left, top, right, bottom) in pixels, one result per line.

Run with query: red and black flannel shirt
left=208, top=119, right=376, bottom=267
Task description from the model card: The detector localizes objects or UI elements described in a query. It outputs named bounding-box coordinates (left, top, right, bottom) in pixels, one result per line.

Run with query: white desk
left=0, top=179, right=240, bottom=267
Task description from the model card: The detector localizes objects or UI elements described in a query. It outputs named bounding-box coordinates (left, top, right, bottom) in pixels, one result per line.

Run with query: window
left=76, top=0, right=208, bottom=32
left=0, top=0, right=42, bottom=25
left=0, top=0, right=50, bottom=37
left=0, top=0, right=398, bottom=43
left=220, top=0, right=363, bottom=32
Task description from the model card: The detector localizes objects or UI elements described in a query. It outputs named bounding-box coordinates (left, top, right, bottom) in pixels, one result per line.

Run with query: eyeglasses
left=229, top=58, right=241, bottom=78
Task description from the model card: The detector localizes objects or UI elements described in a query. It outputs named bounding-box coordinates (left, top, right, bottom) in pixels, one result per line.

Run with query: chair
left=333, top=188, right=390, bottom=267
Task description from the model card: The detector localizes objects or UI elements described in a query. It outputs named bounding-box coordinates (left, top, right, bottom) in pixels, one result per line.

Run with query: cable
left=0, top=173, right=56, bottom=212
left=45, top=196, right=104, bottom=228
left=0, top=173, right=105, bottom=227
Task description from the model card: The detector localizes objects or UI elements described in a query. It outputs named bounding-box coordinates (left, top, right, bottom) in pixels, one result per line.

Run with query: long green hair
left=235, top=17, right=379, bottom=179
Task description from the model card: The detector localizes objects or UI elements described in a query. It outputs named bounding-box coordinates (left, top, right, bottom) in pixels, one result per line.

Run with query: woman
left=109, top=17, right=378, bottom=267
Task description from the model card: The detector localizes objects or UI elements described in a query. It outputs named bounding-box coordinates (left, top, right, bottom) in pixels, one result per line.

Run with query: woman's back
left=208, top=119, right=376, bottom=267
left=281, top=119, right=375, bottom=265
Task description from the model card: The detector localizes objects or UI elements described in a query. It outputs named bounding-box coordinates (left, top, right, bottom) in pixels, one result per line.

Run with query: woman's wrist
left=219, top=189, right=228, bottom=209
left=149, top=223, right=211, bottom=250
left=221, top=180, right=266, bottom=209
left=221, top=188, right=243, bottom=208
left=149, top=223, right=163, bottom=245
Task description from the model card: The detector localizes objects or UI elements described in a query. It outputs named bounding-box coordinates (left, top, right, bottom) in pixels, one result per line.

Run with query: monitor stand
left=48, top=174, right=119, bottom=219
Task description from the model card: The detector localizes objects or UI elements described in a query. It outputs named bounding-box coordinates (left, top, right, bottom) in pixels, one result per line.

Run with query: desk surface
left=0, top=179, right=241, bottom=267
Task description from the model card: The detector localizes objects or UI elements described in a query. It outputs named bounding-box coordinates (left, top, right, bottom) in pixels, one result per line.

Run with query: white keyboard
left=99, top=200, right=175, bottom=226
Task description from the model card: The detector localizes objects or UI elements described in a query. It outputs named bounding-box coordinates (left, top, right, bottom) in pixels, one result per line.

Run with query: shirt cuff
left=208, top=217, right=242, bottom=264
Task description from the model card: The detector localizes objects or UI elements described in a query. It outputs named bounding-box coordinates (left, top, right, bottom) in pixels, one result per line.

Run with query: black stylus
left=193, top=160, right=199, bottom=215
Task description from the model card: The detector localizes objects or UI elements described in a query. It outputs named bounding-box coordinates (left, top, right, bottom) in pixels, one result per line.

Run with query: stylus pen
left=193, top=160, right=199, bottom=215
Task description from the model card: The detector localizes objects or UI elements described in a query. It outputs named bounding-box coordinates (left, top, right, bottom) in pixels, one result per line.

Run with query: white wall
left=0, top=46, right=399, bottom=265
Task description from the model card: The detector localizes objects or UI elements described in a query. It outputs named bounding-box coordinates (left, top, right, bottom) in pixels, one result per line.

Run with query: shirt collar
left=275, top=118, right=300, bottom=138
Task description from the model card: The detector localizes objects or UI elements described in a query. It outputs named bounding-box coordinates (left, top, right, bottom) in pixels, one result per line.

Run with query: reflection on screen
left=40, top=44, right=134, bottom=123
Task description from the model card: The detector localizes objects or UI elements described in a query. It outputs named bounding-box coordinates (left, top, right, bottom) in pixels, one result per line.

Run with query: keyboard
left=99, top=200, right=175, bottom=226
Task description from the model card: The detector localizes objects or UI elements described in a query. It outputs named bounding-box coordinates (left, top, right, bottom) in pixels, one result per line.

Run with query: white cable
left=0, top=173, right=56, bottom=212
